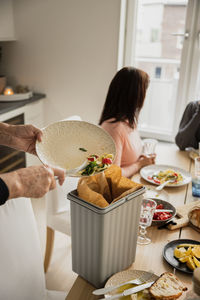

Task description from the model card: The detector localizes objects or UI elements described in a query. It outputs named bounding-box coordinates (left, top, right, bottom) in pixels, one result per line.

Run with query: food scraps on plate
left=148, top=169, right=183, bottom=185
left=79, top=153, right=113, bottom=176
left=153, top=203, right=172, bottom=221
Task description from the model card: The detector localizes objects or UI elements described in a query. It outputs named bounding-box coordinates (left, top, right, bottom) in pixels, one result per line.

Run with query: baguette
left=149, top=272, right=187, bottom=299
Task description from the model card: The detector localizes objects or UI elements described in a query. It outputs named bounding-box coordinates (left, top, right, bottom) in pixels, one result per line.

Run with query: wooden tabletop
left=66, top=142, right=199, bottom=300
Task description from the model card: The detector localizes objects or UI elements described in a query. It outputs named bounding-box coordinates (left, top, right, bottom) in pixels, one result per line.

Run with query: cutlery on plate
left=55, top=160, right=88, bottom=179
left=156, top=179, right=175, bottom=191
left=98, top=281, right=155, bottom=300
left=154, top=209, right=173, bottom=213
left=93, top=272, right=154, bottom=295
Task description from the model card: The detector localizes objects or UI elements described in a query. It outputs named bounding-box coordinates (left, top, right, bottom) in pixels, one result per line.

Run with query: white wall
left=0, top=0, right=121, bottom=125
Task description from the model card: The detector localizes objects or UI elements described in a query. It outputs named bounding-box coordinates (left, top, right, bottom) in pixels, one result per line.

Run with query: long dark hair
left=99, top=67, right=149, bottom=128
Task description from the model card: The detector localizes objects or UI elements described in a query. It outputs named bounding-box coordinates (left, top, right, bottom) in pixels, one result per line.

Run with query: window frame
left=118, top=0, right=200, bottom=142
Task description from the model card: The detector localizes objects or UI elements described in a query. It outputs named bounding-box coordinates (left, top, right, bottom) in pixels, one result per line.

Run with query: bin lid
left=67, top=187, right=145, bottom=214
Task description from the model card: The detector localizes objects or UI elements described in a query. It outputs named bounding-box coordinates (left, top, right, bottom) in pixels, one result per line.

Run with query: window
left=119, top=0, right=200, bottom=141
left=155, top=67, right=162, bottom=78
left=151, top=29, right=160, bottom=43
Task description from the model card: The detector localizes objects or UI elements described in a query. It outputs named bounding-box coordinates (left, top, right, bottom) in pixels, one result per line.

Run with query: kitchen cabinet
left=0, top=0, right=16, bottom=41
left=0, top=97, right=45, bottom=176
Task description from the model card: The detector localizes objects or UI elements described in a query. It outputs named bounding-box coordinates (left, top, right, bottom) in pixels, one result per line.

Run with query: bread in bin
left=149, top=272, right=187, bottom=299
left=188, top=206, right=200, bottom=229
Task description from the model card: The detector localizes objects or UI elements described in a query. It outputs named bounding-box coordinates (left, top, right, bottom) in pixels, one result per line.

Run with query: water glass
left=195, top=156, right=200, bottom=177
left=137, top=198, right=157, bottom=245
left=142, top=139, right=158, bottom=157
left=192, top=156, right=200, bottom=197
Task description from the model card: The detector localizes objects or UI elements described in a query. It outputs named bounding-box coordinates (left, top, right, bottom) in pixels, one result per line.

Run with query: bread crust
left=188, top=206, right=200, bottom=228
left=149, top=272, right=187, bottom=300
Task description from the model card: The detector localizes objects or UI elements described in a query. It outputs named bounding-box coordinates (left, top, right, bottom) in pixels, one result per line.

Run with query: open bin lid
left=67, top=186, right=145, bottom=214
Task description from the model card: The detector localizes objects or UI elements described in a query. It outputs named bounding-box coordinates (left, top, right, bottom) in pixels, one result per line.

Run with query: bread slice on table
left=149, top=272, right=187, bottom=299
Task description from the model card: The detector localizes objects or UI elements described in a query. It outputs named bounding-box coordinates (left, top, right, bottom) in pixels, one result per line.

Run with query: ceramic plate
left=104, top=269, right=158, bottom=298
left=140, top=164, right=191, bottom=187
left=36, top=120, right=116, bottom=177
left=143, top=184, right=169, bottom=201
left=163, top=239, right=200, bottom=274
left=151, top=198, right=176, bottom=226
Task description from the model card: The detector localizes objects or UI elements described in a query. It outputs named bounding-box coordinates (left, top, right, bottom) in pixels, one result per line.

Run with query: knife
left=98, top=281, right=154, bottom=300
left=155, top=209, right=173, bottom=213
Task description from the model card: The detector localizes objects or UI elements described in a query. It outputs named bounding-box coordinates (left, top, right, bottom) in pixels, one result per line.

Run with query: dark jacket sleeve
left=175, top=101, right=200, bottom=150
left=0, top=178, right=9, bottom=206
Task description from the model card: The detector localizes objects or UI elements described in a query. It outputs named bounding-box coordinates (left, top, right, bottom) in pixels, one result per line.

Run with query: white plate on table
left=36, top=120, right=116, bottom=177
left=140, top=164, right=191, bottom=187
left=104, top=269, right=158, bottom=298
left=143, top=184, right=169, bottom=201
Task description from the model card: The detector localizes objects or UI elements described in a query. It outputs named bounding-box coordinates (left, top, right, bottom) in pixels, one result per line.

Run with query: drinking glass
left=195, top=156, right=200, bottom=177
left=192, top=156, right=200, bottom=197
left=137, top=198, right=157, bottom=245
left=142, top=139, right=158, bottom=157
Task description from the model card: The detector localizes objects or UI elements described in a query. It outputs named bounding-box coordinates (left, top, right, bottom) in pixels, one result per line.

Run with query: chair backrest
left=0, top=198, right=46, bottom=300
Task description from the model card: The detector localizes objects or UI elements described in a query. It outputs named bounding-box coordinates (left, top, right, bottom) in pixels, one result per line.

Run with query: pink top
left=101, top=119, right=143, bottom=178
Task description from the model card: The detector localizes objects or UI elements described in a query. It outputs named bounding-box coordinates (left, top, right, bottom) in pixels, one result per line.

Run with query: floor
left=45, top=231, right=77, bottom=294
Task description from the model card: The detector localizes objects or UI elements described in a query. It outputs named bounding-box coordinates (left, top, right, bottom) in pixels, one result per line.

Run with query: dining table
left=66, top=142, right=200, bottom=300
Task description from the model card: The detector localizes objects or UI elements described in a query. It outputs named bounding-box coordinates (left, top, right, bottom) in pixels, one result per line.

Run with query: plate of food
left=36, top=120, right=116, bottom=177
left=103, top=269, right=158, bottom=299
left=140, top=165, right=191, bottom=187
left=100, top=269, right=187, bottom=299
left=163, top=239, right=200, bottom=274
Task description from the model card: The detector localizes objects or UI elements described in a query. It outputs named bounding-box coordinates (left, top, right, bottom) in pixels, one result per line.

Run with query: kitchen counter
left=0, top=93, right=46, bottom=115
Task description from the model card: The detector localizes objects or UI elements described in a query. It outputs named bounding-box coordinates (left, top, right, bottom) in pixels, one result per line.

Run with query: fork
left=92, top=271, right=154, bottom=295
left=155, top=179, right=175, bottom=191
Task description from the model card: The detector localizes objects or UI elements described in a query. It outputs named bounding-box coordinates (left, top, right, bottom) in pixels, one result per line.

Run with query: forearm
left=0, top=171, right=22, bottom=200
left=121, top=162, right=141, bottom=178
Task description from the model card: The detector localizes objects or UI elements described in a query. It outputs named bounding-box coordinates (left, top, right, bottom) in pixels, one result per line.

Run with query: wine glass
left=137, top=198, right=157, bottom=245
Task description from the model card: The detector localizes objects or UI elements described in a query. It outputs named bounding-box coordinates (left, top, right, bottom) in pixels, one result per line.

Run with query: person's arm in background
left=104, top=125, right=154, bottom=178
left=121, top=155, right=155, bottom=178
left=175, top=101, right=200, bottom=150
left=0, top=165, right=65, bottom=206
left=0, top=122, right=42, bottom=155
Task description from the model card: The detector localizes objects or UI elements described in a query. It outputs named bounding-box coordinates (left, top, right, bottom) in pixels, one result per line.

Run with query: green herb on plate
left=79, top=147, right=87, bottom=152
